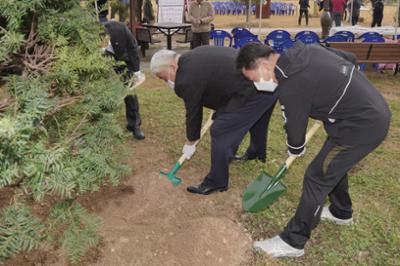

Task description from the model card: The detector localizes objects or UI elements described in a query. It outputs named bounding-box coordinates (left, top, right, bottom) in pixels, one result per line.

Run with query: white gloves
left=182, top=143, right=196, bottom=160
left=288, top=147, right=306, bottom=157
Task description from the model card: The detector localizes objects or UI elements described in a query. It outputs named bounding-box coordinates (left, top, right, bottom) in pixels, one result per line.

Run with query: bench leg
left=395, top=64, right=399, bottom=75
left=140, top=45, right=146, bottom=57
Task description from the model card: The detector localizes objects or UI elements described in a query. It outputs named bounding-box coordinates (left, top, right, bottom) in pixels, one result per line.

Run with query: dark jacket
left=175, top=46, right=258, bottom=141
left=275, top=41, right=391, bottom=153
left=104, top=21, right=140, bottom=72
left=299, top=0, right=310, bottom=9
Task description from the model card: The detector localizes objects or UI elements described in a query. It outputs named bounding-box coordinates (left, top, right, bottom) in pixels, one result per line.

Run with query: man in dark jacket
left=371, top=0, right=384, bottom=27
left=104, top=20, right=145, bottom=140
left=237, top=42, right=391, bottom=257
left=150, top=46, right=278, bottom=194
left=298, top=0, right=310, bottom=25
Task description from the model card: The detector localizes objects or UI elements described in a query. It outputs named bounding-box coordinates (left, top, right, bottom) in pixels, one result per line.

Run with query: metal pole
left=350, top=0, right=353, bottom=25
left=395, top=0, right=399, bottom=40
left=247, top=0, right=252, bottom=29
left=258, top=0, right=263, bottom=35
left=94, top=0, right=99, bottom=21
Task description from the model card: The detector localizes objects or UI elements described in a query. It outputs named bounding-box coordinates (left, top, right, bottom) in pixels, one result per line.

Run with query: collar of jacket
left=274, top=41, right=310, bottom=82
left=274, top=53, right=290, bottom=81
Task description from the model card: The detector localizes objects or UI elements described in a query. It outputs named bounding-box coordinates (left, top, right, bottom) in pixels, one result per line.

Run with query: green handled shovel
left=242, top=122, right=322, bottom=212
left=160, top=111, right=214, bottom=186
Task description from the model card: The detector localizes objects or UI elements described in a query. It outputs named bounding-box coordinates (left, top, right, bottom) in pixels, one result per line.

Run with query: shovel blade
left=242, top=170, right=287, bottom=213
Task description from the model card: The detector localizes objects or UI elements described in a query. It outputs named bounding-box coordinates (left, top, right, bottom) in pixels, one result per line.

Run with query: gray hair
left=150, top=49, right=178, bottom=75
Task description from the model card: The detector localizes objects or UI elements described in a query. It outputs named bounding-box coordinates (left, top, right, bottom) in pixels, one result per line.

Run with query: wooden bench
left=325, top=42, right=400, bottom=74
left=135, top=27, right=161, bottom=57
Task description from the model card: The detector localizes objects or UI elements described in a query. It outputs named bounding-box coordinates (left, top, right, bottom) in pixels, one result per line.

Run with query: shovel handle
left=285, top=122, right=322, bottom=169
left=177, top=111, right=214, bottom=165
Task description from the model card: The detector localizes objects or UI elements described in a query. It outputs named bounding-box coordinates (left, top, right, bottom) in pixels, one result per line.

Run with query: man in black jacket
left=104, top=20, right=145, bottom=140
left=298, top=0, right=310, bottom=25
left=150, top=46, right=278, bottom=194
left=237, top=42, right=391, bottom=257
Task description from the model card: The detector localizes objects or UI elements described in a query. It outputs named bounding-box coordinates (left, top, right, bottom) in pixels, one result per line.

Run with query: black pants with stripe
left=280, top=136, right=387, bottom=249
left=202, top=92, right=278, bottom=188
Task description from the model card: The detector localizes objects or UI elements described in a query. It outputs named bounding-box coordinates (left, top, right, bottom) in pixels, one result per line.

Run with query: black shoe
left=132, top=126, right=145, bottom=140
left=234, top=152, right=266, bottom=163
left=187, top=183, right=228, bottom=195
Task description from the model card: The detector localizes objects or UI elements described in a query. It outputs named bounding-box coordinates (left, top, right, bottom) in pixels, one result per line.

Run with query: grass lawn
left=135, top=70, right=399, bottom=265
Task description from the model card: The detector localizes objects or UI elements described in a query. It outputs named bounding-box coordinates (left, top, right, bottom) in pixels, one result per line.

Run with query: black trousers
left=192, top=32, right=210, bottom=49
left=280, top=136, right=387, bottom=249
left=114, top=62, right=142, bottom=133
left=124, top=94, right=141, bottom=132
left=298, top=9, right=309, bottom=25
left=371, top=12, right=383, bottom=27
left=202, top=92, right=278, bottom=188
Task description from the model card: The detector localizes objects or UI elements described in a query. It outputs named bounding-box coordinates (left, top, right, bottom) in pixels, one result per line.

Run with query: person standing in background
left=350, top=0, right=361, bottom=25
left=371, top=0, right=384, bottom=27
left=188, top=0, right=215, bottom=49
left=331, top=0, right=347, bottom=26
left=104, top=21, right=146, bottom=140
left=298, top=0, right=310, bottom=25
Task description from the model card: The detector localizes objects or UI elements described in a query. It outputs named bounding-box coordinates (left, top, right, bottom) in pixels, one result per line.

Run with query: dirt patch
left=11, top=134, right=252, bottom=266
left=77, top=183, right=135, bottom=213
left=3, top=248, right=59, bottom=266
left=86, top=137, right=252, bottom=266
left=0, top=187, right=15, bottom=210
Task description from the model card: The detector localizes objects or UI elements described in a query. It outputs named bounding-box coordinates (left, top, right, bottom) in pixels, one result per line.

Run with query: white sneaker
left=320, top=206, right=353, bottom=225
left=253, top=235, right=304, bottom=258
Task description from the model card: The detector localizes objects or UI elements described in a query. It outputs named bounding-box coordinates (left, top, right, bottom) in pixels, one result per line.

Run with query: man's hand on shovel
left=160, top=111, right=214, bottom=187
left=182, top=140, right=197, bottom=160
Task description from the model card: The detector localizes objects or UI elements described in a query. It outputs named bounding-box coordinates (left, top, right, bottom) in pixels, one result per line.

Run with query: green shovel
left=242, top=122, right=321, bottom=213
left=160, top=111, right=214, bottom=186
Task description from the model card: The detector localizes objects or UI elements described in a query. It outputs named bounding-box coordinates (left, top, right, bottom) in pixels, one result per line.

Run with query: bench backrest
left=136, top=27, right=152, bottom=43
left=326, top=42, right=400, bottom=63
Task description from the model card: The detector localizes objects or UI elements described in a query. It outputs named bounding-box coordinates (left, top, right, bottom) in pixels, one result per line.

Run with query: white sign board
left=158, top=0, right=185, bottom=23
left=159, top=0, right=184, bottom=6
left=158, top=6, right=184, bottom=23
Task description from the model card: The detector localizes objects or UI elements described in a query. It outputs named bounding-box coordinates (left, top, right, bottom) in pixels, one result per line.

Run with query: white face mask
left=166, top=80, right=175, bottom=89
left=254, top=78, right=278, bottom=92
left=253, top=67, right=278, bottom=92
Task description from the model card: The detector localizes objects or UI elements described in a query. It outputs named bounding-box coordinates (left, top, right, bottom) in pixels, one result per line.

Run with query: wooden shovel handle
left=178, top=111, right=214, bottom=164
left=285, top=122, right=322, bottom=169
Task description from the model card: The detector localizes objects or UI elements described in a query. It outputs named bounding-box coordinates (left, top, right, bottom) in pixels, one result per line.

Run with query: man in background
left=188, top=0, right=215, bottom=49
left=331, top=0, right=346, bottom=26
left=298, top=0, right=310, bottom=26
left=371, top=0, right=384, bottom=27
left=104, top=20, right=145, bottom=140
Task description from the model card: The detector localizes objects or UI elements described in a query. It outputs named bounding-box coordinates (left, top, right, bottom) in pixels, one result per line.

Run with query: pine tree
left=0, top=0, right=129, bottom=262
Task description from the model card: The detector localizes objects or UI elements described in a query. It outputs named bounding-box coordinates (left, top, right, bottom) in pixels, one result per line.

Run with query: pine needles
left=0, top=0, right=130, bottom=263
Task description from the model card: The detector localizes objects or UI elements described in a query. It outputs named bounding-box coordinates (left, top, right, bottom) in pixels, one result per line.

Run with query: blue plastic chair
left=295, top=31, right=320, bottom=44
left=324, top=35, right=347, bottom=43
left=232, top=29, right=258, bottom=48
left=363, top=36, right=385, bottom=42
left=235, top=36, right=261, bottom=49
left=231, top=27, right=253, bottom=37
left=334, top=30, right=355, bottom=42
left=281, top=39, right=295, bottom=52
left=264, top=30, right=292, bottom=53
left=210, top=30, right=232, bottom=47
left=392, top=34, right=400, bottom=40
left=358, top=32, right=382, bottom=40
